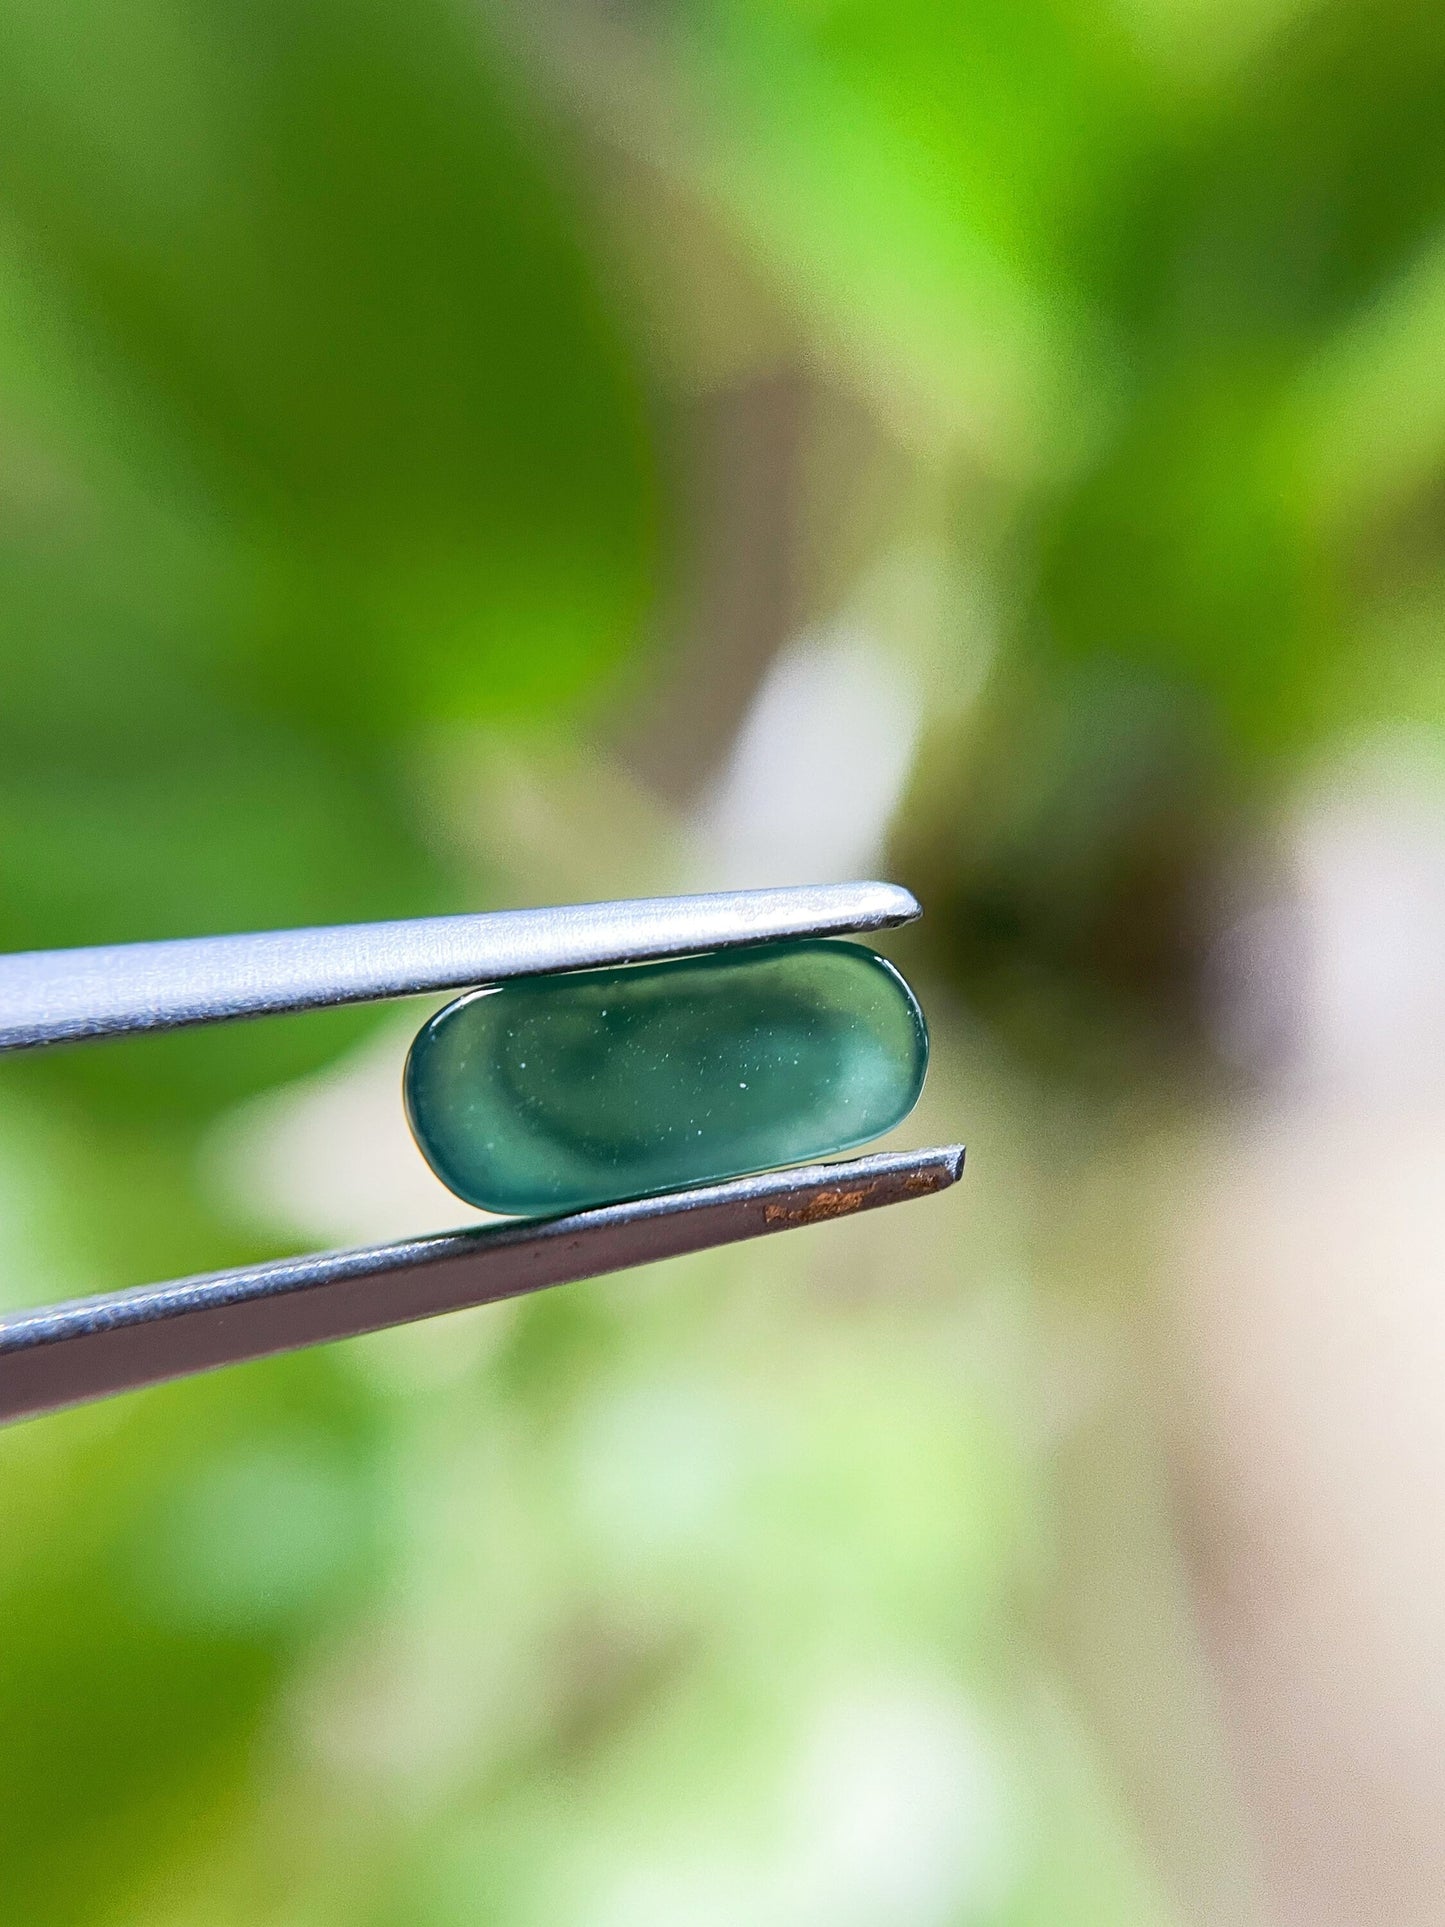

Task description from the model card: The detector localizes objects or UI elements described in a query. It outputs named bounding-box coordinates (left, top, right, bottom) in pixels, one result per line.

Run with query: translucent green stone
left=403, top=939, right=928, bottom=1216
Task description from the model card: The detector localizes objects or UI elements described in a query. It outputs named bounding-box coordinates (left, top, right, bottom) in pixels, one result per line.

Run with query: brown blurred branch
left=622, top=366, right=807, bottom=806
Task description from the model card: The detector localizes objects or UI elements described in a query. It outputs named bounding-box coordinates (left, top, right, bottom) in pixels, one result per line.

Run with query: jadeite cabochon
left=404, top=940, right=928, bottom=1216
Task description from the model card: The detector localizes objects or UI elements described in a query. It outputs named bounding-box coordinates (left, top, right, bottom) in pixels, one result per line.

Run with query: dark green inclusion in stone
left=404, top=939, right=928, bottom=1216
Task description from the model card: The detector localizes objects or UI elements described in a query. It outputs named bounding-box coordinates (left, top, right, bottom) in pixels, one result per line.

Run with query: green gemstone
left=403, top=939, right=928, bottom=1216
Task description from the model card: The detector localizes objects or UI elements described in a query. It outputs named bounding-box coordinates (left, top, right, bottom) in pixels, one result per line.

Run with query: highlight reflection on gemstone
left=403, top=940, right=928, bottom=1216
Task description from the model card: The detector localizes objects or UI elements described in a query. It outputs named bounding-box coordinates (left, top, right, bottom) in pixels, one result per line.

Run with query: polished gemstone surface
left=404, top=940, right=928, bottom=1215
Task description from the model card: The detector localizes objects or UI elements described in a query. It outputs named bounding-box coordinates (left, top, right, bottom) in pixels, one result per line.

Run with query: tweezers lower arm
left=0, top=1145, right=964, bottom=1424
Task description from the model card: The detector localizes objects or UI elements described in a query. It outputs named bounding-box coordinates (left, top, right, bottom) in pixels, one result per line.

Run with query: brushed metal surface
left=0, top=882, right=920, bottom=1050
left=0, top=1144, right=964, bottom=1424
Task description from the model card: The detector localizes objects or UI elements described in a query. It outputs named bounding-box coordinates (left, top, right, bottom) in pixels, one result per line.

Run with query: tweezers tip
left=859, top=880, right=922, bottom=926
left=937, top=1143, right=966, bottom=1183
left=895, top=1142, right=966, bottom=1192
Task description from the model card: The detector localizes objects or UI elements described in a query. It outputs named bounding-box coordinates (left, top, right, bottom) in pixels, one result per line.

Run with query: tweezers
left=0, top=882, right=964, bottom=1424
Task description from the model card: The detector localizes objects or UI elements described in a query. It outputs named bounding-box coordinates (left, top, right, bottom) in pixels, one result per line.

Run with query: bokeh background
left=4, top=0, right=1445, bottom=1920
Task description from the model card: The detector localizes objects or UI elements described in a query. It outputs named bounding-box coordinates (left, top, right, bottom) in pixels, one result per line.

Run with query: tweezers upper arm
left=0, top=882, right=920, bottom=1050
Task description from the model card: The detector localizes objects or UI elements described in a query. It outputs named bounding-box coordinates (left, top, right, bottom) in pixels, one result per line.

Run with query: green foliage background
left=2, top=0, right=1442, bottom=1919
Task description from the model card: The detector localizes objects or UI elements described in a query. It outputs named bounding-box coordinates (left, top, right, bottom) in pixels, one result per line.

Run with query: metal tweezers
left=0, top=882, right=964, bottom=1425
